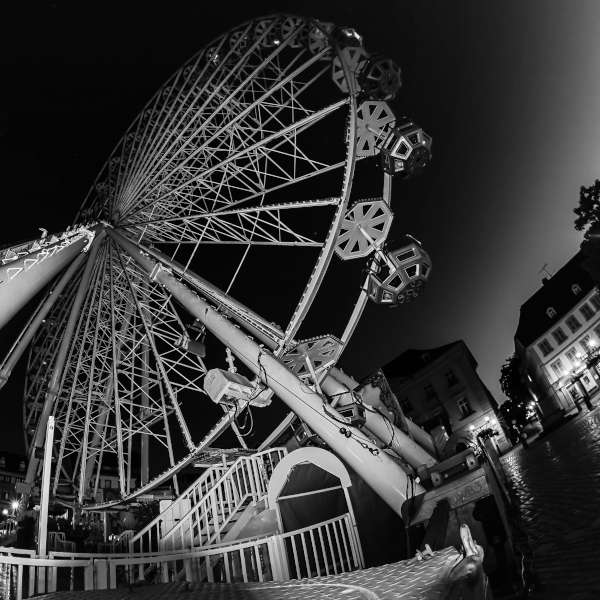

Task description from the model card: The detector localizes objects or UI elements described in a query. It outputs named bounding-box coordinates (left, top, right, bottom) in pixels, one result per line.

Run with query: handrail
left=129, top=462, right=226, bottom=551
left=130, top=447, right=286, bottom=553
left=160, top=447, right=286, bottom=550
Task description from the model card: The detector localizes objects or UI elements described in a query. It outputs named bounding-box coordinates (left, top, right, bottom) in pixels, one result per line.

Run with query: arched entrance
left=267, top=447, right=364, bottom=576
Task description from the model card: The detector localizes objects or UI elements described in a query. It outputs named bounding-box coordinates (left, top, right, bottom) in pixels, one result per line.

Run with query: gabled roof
left=515, top=252, right=596, bottom=347
left=381, top=340, right=473, bottom=380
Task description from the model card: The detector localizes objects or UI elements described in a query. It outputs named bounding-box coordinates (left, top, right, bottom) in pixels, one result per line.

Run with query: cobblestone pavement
left=39, top=547, right=461, bottom=600
left=501, top=406, right=600, bottom=599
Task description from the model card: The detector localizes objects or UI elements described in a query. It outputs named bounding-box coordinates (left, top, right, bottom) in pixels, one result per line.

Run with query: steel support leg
left=110, top=229, right=424, bottom=514
left=0, top=253, right=86, bottom=390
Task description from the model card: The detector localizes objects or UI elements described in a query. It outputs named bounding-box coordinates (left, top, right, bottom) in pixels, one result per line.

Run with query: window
left=566, top=315, right=582, bottom=333
left=445, top=369, right=459, bottom=387
left=591, top=294, right=600, bottom=311
left=572, top=283, right=582, bottom=295
left=456, top=397, right=474, bottom=418
left=552, top=327, right=568, bottom=344
left=550, top=359, right=564, bottom=377
left=105, top=479, right=112, bottom=489
left=581, top=303, right=595, bottom=321
left=580, top=335, right=592, bottom=352
left=2, top=492, right=7, bottom=501
left=566, top=347, right=579, bottom=362
left=546, top=307, right=557, bottom=318
left=538, top=339, right=553, bottom=356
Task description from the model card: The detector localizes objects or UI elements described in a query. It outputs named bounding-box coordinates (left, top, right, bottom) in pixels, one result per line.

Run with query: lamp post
left=569, top=348, right=596, bottom=411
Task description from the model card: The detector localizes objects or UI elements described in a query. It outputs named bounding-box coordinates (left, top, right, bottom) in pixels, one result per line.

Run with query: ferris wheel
left=0, top=14, right=433, bottom=511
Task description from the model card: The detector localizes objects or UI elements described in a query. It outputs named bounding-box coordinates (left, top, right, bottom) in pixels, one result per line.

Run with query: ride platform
left=37, top=546, right=474, bottom=600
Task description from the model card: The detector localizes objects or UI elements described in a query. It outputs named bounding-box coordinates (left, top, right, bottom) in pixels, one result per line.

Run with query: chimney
left=542, top=277, right=549, bottom=285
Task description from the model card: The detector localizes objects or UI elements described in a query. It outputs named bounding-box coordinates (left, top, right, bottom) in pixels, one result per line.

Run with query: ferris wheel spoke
left=122, top=98, right=347, bottom=225
left=120, top=22, right=283, bottom=205
left=120, top=47, right=331, bottom=219
left=52, top=253, right=108, bottom=492
left=123, top=197, right=335, bottom=246
left=119, top=39, right=235, bottom=206
left=114, top=247, right=196, bottom=452
left=113, top=256, right=206, bottom=394
left=122, top=26, right=311, bottom=212
left=76, top=250, right=112, bottom=501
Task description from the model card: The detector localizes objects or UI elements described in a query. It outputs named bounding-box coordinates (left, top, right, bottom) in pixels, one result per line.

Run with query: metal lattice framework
left=0, top=14, right=433, bottom=511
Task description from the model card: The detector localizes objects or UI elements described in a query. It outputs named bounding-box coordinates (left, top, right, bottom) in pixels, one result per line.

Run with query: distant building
left=515, top=251, right=600, bottom=425
left=381, top=341, right=511, bottom=457
left=0, top=452, right=26, bottom=511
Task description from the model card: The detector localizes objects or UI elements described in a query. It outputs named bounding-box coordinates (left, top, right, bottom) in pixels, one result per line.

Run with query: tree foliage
left=499, top=354, right=527, bottom=403
left=574, top=180, right=600, bottom=284
left=499, top=354, right=530, bottom=440
left=574, top=179, right=600, bottom=234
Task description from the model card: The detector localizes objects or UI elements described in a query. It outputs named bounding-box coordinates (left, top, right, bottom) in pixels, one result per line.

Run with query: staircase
left=130, top=448, right=287, bottom=554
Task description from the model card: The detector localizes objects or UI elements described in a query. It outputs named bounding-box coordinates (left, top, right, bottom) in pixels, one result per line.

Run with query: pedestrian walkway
left=38, top=547, right=462, bottom=600
left=501, top=407, right=600, bottom=599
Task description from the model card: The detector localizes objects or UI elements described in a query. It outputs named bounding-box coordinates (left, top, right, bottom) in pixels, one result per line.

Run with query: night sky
left=1, top=1, right=599, bottom=453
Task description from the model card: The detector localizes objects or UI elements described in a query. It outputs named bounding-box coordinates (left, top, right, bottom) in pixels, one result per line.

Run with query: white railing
left=159, top=448, right=287, bottom=552
left=0, top=513, right=362, bottom=598
left=130, top=462, right=228, bottom=553
left=280, top=513, right=364, bottom=579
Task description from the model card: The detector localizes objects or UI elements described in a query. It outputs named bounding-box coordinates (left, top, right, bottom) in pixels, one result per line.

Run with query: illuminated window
left=580, top=335, right=592, bottom=352
left=546, top=307, right=557, bottom=318
left=566, top=315, right=581, bottom=333
left=552, top=328, right=567, bottom=344
left=580, top=303, right=595, bottom=321
left=566, top=347, right=578, bottom=362
left=550, top=359, right=564, bottom=377
left=538, top=339, right=553, bottom=356
left=591, top=294, right=600, bottom=311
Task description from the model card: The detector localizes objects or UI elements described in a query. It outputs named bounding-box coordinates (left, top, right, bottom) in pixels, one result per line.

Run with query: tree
left=574, top=179, right=600, bottom=234
left=499, top=354, right=530, bottom=441
left=574, top=180, right=600, bottom=283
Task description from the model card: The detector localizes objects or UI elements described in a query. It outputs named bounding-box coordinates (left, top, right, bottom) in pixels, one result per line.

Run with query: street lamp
left=1, top=509, right=7, bottom=516
left=10, top=500, right=19, bottom=516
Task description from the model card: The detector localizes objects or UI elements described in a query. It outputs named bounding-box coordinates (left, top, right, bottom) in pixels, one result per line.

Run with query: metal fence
left=0, top=512, right=362, bottom=599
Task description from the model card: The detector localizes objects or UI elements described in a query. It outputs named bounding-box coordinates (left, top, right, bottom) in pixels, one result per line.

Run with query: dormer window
left=572, top=284, right=582, bottom=295
left=546, top=307, right=557, bottom=318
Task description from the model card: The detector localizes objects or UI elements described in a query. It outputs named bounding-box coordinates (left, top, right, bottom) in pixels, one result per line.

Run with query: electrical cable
left=219, top=341, right=382, bottom=457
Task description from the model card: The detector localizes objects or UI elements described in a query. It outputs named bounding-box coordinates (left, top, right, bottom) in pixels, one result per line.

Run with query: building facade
left=515, top=252, right=600, bottom=425
left=381, top=341, right=510, bottom=457
left=0, top=452, right=26, bottom=513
